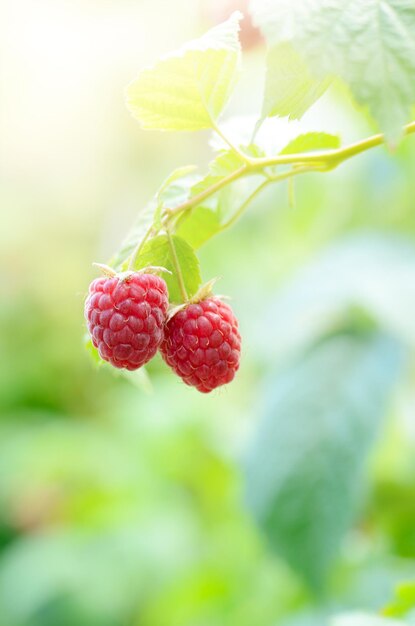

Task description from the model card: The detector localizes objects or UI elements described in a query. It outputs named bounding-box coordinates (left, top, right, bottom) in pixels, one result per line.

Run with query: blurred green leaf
left=383, top=581, right=415, bottom=618
left=281, top=132, right=340, bottom=155
left=258, top=235, right=415, bottom=361
left=251, top=0, right=415, bottom=140
left=244, top=331, right=404, bottom=590
left=134, top=234, right=201, bottom=303
left=126, top=13, right=242, bottom=131
left=261, top=43, right=330, bottom=121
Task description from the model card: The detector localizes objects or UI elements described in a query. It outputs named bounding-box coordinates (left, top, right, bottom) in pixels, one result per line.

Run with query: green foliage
left=281, top=132, right=341, bottom=155
left=261, top=43, right=330, bottom=121
left=176, top=206, right=222, bottom=250
left=383, top=581, right=415, bottom=618
left=133, top=234, right=201, bottom=303
left=126, top=12, right=242, bottom=131
left=8, top=1, right=415, bottom=625
left=251, top=0, right=415, bottom=140
left=112, top=8, right=415, bottom=295
left=110, top=166, right=198, bottom=270
left=244, top=331, right=404, bottom=590
left=87, top=5, right=415, bottom=615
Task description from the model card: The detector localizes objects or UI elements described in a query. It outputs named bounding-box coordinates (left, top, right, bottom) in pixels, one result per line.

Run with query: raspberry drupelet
left=160, top=297, right=241, bottom=393
left=85, top=273, right=168, bottom=370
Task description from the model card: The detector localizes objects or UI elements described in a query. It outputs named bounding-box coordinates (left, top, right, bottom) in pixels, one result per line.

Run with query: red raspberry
left=85, top=273, right=168, bottom=370
left=160, top=297, right=241, bottom=393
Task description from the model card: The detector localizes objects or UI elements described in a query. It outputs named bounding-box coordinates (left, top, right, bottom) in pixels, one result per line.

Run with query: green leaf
left=383, top=581, right=415, bottom=618
left=156, top=165, right=198, bottom=208
left=262, top=43, right=330, bottom=120
left=280, top=132, right=340, bottom=155
left=258, top=234, right=415, bottom=361
left=110, top=166, right=198, bottom=270
left=244, top=332, right=404, bottom=590
left=133, top=234, right=201, bottom=303
left=251, top=0, right=415, bottom=140
left=110, top=198, right=158, bottom=271
left=209, top=149, right=245, bottom=176
left=176, top=206, right=222, bottom=249
left=189, top=150, right=245, bottom=199
left=175, top=148, right=265, bottom=249
left=126, top=12, right=242, bottom=131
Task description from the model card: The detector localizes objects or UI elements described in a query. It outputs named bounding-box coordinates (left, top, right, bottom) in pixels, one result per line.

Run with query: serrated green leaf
left=209, top=150, right=245, bottom=176
left=110, top=198, right=158, bottom=271
left=111, top=166, right=199, bottom=270
left=244, top=332, right=404, bottom=590
left=156, top=165, right=199, bottom=210
left=134, top=234, right=201, bottom=303
left=251, top=0, right=415, bottom=141
left=176, top=206, right=222, bottom=249
left=262, top=43, right=330, bottom=120
left=280, top=132, right=341, bottom=155
left=126, top=12, right=242, bottom=131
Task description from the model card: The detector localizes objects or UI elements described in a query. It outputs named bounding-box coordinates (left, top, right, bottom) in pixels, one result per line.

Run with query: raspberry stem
left=128, top=224, right=154, bottom=270
left=166, top=228, right=188, bottom=302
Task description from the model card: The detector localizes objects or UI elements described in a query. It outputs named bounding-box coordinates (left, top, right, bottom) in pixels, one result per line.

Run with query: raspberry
left=160, top=297, right=241, bottom=393
left=85, top=273, right=168, bottom=370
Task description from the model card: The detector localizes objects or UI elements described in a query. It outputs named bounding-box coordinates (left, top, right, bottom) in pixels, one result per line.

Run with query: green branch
left=251, top=121, right=415, bottom=170
left=165, top=165, right=249, bottom=221
left=218, top=165, right=315, bottom=232
left=127, top=121, right=415, bottom=270
left=163, top=121, right=415, bottom=229
left=128, top=224, right=153, bottom=270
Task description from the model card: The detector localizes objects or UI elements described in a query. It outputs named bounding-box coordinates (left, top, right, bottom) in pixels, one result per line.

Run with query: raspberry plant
left=86, top=2, right=415, bottom=391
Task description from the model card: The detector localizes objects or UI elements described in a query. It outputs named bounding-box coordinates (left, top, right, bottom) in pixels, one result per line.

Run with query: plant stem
left=219, top=166, right=314, bottom=232
left=166, top=228, right=188, bottom=302
left=128, top=224, right=153, bottom=270
left=250, top=121, right=415, bottom=170
left=164, top=121, right=415, bottom=229
left=219, top=179, right=270, bottom=232
left=166, top=165, right=248, bottom=221
left=210, top=118, right=254, bottom=165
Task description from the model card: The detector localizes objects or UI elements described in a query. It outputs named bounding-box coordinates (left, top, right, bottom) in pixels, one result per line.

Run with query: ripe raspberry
left=85, top=273, right=168, bottom=370
left=160, top=297, right=241, bottom=393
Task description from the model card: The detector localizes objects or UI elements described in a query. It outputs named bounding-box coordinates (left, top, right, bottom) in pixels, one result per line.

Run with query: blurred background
left=1, top=1, right=415, bottom=624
